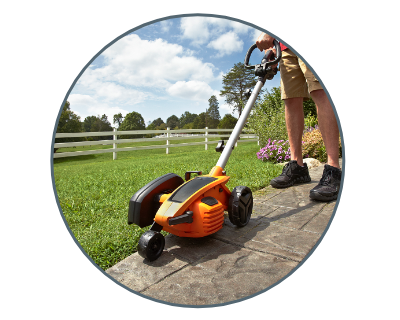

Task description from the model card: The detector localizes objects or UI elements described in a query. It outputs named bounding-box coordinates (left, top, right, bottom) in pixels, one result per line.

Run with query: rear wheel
left=137, top=230, right=165, bottom=261
left=228, top=186, right=253, bottom=227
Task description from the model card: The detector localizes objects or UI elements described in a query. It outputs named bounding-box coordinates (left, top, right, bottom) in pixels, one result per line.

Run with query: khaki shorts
left=280, top=49, right=322, bottom=100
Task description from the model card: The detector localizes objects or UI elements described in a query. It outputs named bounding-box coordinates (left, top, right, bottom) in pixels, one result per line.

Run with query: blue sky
left=68, top=16, right=281, bottom=127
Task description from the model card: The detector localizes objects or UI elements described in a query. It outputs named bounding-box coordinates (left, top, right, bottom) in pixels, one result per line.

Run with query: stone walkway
left=106, top=159, right=341, bottom=306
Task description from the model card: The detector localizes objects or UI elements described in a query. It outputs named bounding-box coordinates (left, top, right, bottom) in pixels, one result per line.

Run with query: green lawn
left=53, top=141, right=281, bottom=270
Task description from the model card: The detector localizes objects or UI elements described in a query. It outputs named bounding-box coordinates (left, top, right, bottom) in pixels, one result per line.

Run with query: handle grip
left=244, top=39, right=282, bottom=69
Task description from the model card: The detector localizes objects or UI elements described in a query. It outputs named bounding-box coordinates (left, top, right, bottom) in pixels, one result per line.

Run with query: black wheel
left=228, top=186, right=253, bottom=227
left=137, top=230, right=165, bottom=261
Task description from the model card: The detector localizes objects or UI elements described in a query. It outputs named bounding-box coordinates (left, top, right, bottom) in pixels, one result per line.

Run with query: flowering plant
left=304, top=124, right=319, bottom=133
left=257, top=139, right=291, bottom=163
left=302, top=128, right=342, bottom=162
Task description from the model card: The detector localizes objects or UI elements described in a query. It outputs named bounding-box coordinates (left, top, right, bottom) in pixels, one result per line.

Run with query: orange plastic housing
left=154, top=166, right=231, bottom=237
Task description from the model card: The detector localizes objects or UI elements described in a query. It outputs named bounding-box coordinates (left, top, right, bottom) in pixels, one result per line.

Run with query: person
left=256, top=32, right=342, bottom=201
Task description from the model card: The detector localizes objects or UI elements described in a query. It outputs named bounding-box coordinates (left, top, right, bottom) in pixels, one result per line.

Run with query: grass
left=53, top=141, right=281, bottom=270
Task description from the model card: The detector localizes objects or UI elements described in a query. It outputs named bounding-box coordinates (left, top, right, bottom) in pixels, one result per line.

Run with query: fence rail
left=54, top=127, right=259, bottom=159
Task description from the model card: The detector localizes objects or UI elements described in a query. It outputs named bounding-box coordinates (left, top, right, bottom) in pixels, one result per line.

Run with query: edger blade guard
left=128, top=173, right=184, bottom=227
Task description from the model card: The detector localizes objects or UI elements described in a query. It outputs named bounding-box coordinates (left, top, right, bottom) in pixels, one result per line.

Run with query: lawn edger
left=128, top=41, right=282, bottom=261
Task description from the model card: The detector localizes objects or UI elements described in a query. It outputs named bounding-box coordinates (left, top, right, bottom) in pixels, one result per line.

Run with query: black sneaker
left=270, top=160, right=311, bottom=188
left=309, top=164, right=342, bottom=201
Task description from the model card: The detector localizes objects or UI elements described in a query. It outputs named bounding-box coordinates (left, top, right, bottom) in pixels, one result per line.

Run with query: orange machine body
left=154, top=166, right=231, bottom=237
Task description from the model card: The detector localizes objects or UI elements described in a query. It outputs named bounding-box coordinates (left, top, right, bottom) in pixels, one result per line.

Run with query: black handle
left=184, top=171, right=202, bottom=181
left=244, top=39, right=282, bottom=69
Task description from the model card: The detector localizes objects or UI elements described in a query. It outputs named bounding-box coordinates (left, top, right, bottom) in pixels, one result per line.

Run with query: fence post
left=113, top=128, right=117, bottom=160
left=257, top=135, right=260, bottom=146
left=205, top=127, right=208, bottom=150
left=166, top=127, right=170, bottom=154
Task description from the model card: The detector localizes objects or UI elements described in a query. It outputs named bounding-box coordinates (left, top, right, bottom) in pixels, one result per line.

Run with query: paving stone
left=265, top=185, right=318, bottom=208
left=141, top=244, right=298, bottom=305
left=210, top=216, right=264, bottom=243
left=106, top=251, right=188, bottom=292
left=253, top=187, right=284, bottom=201
left=235, top=221, right=321, bottom=261
left=302, top=201, right=337, bottom=234
left=164, top=235, right=227, bottom=263
left=263, top=201, right=326, bottom=230
left=252, top=202, right=278, bottom=216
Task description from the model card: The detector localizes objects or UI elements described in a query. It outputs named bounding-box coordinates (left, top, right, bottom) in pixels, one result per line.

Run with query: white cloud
left=167, top=80, right=219, bottom=100
left=68, top=93, right=96, bottom=105
left=89, top=35, right=214, bottom=88
left=180, top=17, right=252, bottom=47
left=207, top=31, right=243, bottom=57
left=78, top=34, right=216, bottom=90
left=208, top=18, right=251, bottom=34
left=68, top=93, right=130, bottom=126
left=160, top=20, right=172, bottom=33
left=220, top=102, right=238, bottom=117
left=180, top=17, right=211, bottom=46
left=179, top=17, right=263, bottom=60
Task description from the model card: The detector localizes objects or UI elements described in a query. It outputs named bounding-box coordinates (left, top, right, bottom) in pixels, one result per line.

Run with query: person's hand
left=256, top=32, right=278, bottom=69
left=256, top=32, right=275, bottom=52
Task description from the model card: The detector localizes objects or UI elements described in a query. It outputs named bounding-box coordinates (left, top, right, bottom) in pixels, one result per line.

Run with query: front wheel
left=137, top=230, right=165, bottom=261
left=228, top=186, right=253, bottom=227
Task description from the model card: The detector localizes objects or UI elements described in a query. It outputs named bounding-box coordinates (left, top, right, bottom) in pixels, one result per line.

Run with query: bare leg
left=284, top=97, right=304, bottom=166
left=310, top=89, right=340, bottom=169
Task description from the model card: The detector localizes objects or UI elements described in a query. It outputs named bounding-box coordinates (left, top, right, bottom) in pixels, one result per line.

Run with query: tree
left=207, top=95, right=221, bottom=129
left=94, top=114, right=113, bottom=140
left=145, top=122, right=156, bottom=138
left=150, top=117, right=165, bottom=128
left=113, top=113, right=123, bottom=127
left=55, top=101, right=84, bottom=151
left=217, top=113, right=238, bottom=135
left=179, top=111, right=197, bottom=128
left=218, top=114, right=238, bottom=129
left=119, top=111, right=146, bottom=138
left=192, top=112, right=207, bottom=129
left=83, top=116, right=98, bottom=132
left=182, top=122, right=194, bottom=129
left=82, top=114, right=113, bottom=140
left=166, top=115, right=180, bottom=129
left=156, top=123, right=167, bottom=130
left=220, top=62, right=260, bottom=117
left=92, top=114, right=113, bottom=132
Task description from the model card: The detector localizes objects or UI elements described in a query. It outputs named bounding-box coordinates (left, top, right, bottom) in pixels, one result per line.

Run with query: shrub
left=257, top=139, right=291, bottom=164
left=247, top=88, right=288, bottom=145
left=248, top=106, right=287, bottom=145
left=302, top=128, right=342, bottom=162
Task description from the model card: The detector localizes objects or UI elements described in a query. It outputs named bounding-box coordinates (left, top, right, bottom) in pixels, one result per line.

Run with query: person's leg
left=269, top=49, right=311, bottom=189
left=299, top=61, right=342, bottom=201
left=299, top=58, right=340, bottom=169
left=284, top=97, right=305, bottom=166
left=280, top=49, right=310, bottom=168
left=310, top=89, right=340, bottom=169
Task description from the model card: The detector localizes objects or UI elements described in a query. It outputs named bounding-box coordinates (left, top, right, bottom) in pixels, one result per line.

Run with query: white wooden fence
left=54, top=127, right=259, bottom=159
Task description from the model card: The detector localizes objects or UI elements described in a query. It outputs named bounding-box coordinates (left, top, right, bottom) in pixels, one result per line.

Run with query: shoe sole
left=309, top=191, right=338, bottom=202
left=270, top=176, right=311, bottom=189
